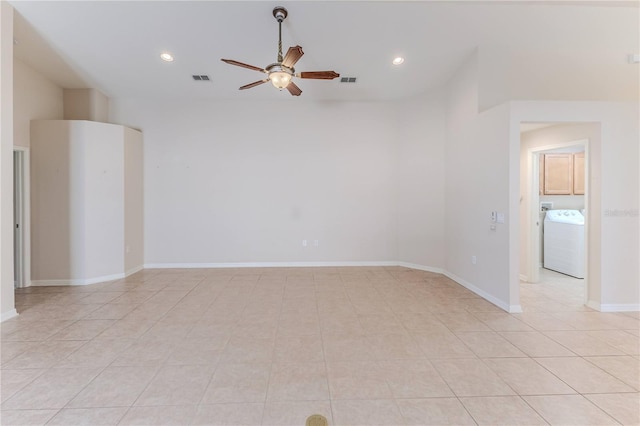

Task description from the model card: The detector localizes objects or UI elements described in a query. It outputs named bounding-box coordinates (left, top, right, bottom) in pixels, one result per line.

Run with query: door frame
left=13, top=147, right=30, bottom=289
left=524, top=139, right=588, bottom=300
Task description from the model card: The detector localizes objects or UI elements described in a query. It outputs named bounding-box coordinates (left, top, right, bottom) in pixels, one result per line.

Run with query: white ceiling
left=10, top=1, right=639, bottom=102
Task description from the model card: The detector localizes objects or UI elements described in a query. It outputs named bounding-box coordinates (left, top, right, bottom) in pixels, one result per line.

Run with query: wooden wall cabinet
left=540, top=152, right=584, bottom=196
left=573, top=152, right=585, bottom=195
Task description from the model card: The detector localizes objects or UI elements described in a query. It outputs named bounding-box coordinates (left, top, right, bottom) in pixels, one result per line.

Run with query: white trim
left=1, top=309, right=18, bottom=322
left=443, top=271, right=512, bottom=313
left=396, top=262, right=444, bottom=274
left=519, top=274, right=528, bottom=282
left=586, top=300, right=601, bottom=311
left=12, top=147, right=30, bottom=289
left=125, top=264, right=144, bottom=277
left=509, top=304, right=524, bottom=313
left=143, top=261, right=399, bottom=269
left=583, top=300, right=639, bottom=312
left=595, top=303, right=640, bottom=313
left=31, top=272, right=125, bottom=286
left=30, top=280, right=76, bottom=287
left=30, top=265, right=144, bottom=287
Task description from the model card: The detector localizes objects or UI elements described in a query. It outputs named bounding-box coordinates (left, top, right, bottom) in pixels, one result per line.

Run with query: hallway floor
left=2, top=267, right=639, bottom=425
left=520, top=268, right=586, bottom=312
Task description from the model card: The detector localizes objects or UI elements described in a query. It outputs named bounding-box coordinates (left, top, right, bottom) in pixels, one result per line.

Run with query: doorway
left=519, top=124, right=590, bottom=311
left=13, top=147, right=30, bottom=289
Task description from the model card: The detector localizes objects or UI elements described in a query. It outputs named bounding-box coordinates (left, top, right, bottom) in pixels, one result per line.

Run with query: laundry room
left=519, top=121, right=599, bottom=307
left=538, top=143, right=585, bottom=278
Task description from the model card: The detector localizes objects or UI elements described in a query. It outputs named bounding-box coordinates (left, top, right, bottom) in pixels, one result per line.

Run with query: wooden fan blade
left=221, top=59, right=266, bottom=73
left=299, top=71, right=340, bottom=80
left=282, top=45, right=304, bottom=68
left=286, top=81, right=302, bottom=96
left=239, top=79, right=269, bottom=90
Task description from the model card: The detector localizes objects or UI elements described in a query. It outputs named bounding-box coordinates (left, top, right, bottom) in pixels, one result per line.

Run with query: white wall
left=13, top=58, right=63, bottom=148
left=81, top=121, right=125, bottom=280
left=1, top=2, right=17, bottom=321
left=31, top=120, right=142, bottom=284
left=111, top=99, right=400, bottom=266
left=124, top=126, right=143, bottom=275
left=63, top=88, right=109, bottom=122
left=479, top=46, right=640, bottom=111
left=444, top=52, right=513, bottom=310
left=110, top=97, right=448, bottom=269
left=396, top=91, right=446, bottom=270
left=510, top=101, right=639, bottom=311
left=539, top=195, right=585, bottom=211
left=30, top=121, right=75, bottom=281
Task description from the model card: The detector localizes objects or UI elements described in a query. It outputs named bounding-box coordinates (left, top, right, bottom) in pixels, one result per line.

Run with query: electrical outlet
left=472, top=255, right=477, bottom=265
left=491, top=211, right=497, bottom=223
left=302, top=240, right=307, bottom=247
left=313, top=240, right=319, bottom=247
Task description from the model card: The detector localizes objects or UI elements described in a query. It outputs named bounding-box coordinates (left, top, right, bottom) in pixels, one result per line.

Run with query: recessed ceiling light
left=392, top=57, right=405, bottom=65
left=160, top=52, right=174, bottom=62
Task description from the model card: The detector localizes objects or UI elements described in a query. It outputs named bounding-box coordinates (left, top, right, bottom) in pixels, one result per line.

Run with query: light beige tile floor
left=1, top=266, right=638, bottom=425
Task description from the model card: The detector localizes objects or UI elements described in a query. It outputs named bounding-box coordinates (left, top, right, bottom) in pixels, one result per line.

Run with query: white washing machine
left=543, top=209, right=585, bottom=278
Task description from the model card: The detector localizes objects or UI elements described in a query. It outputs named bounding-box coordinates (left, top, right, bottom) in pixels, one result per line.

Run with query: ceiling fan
left=221, top=6, right=340, bottom=96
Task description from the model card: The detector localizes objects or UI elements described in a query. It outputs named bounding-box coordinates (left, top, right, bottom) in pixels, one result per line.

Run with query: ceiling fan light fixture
left=266, top=64, right=293, bottom=89
left=269, top=71, right=292, bottom=89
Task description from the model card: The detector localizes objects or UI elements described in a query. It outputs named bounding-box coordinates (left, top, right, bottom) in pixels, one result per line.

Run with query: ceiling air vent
left=340, top=77, right=357, bottom=83
left=192, top=75, right=210, bottom=81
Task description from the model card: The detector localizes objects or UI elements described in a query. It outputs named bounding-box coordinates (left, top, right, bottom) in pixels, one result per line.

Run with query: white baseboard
left=519, top=274, right=528, bottom=282
left=509, top=304, right=524, bottom=313
left=32, top=272, right=121, bottom=287
left=586, top=300, right=601, bottom=311
left=30, top=265, right=145, bottom=287
left=588, top=301, right=640, bottom=312
left=443, top=271, right=512, bottom=313
left=397, top=262, right=444, bottom=274
left=600, top=304, right=640, bottom=312
left=1, top=309, right=19, bottom=322
left=144, top=261, right=399, bottom=269
left=125, top=264, right=144, bottom=277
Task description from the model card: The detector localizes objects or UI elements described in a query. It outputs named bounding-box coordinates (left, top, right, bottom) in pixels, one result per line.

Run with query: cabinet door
left=539, top=154, right=545, bottom=196
left=543, top=153, right=573, bottom=195
left=573, top=152, right=585, bottom=195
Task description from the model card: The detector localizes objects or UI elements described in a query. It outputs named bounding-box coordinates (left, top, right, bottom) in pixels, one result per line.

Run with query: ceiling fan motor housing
left=266, top=63, right=294, bottom=75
